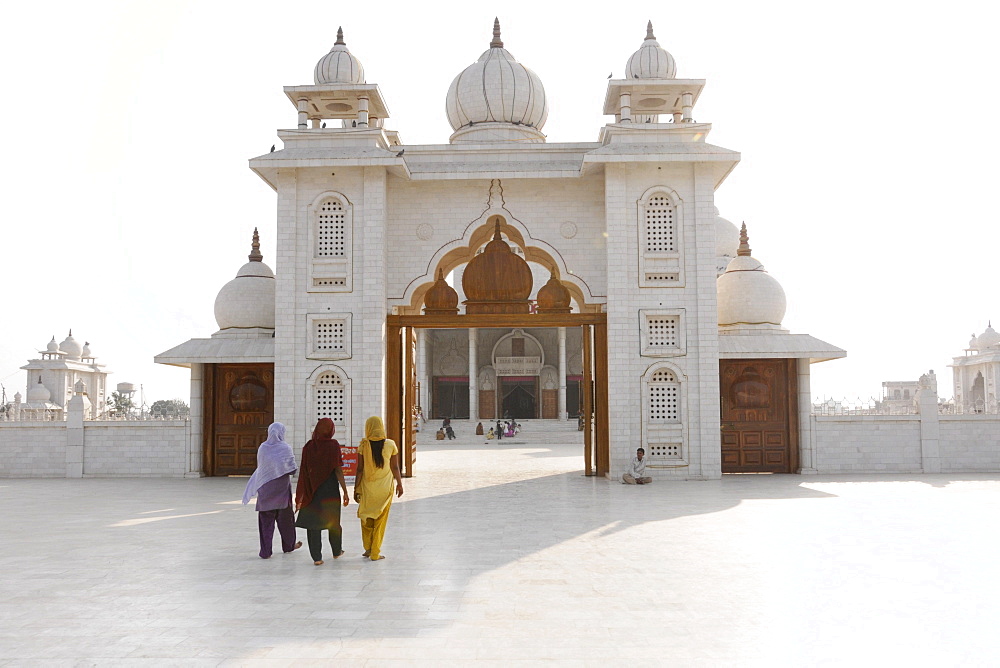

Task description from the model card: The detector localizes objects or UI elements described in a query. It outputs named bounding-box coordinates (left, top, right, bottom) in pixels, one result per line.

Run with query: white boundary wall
left=0, top=416, right=190, bottom=478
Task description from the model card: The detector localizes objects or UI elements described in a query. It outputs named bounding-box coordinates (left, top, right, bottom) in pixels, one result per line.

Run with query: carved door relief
left=719, top=359, right=798, bottom=473
left=204, top=363, right=275, bottom=476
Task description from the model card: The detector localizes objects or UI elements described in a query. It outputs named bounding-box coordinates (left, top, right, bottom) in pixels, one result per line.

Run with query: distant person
left=445, top=424, right=456, bottom=440
left=486, top=427, right=495, bottom=440
left=495, top=418, right=503, bottom=441
left=242, top=422, right=303, bottom=558
left=622, top=447, right=653, bottom=485
left=354, top=416, right=404, bottom=561
left=436, top=428, right=445, bottom=440
left=295, top=418, right=350, bottom=565
left=475, top=422, right=484, bottom=436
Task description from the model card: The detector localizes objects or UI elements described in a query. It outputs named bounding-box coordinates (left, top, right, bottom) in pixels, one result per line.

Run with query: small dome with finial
left=81, top=341, right=92, bottom=359
left=45, top=336, right=60, bottom=353
left=536, top=267, right=572, bottom=314
left=314, top=27, right=366, bottom=85
left=717, top=223, right=787, bottom=327
left=27, top=377, right=51, bottom=403
left=626, top=21, right=677, bottom=79
left=977, top=322, right=1000, bottom=349
left=214, top=228, right=276, bottom=330
left=423, top=269, right=460, bottom=315
left=446, top=18, right=548, bottom=143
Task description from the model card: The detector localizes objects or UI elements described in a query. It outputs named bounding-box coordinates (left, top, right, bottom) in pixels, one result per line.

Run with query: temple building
left=951, top=324, right=1000, bottom=413
left=156, top=20, right=844, bottom=479
left=17, top=331, right=108, bottom=419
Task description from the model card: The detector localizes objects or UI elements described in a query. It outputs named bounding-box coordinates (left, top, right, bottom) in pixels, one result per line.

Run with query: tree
left=106, top=391, right=134, bottom=417
left=150, top=398, right=189, bottom=417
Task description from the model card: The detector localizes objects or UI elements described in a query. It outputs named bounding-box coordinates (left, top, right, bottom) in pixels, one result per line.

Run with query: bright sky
left=2, top=0, right=997, bottom=406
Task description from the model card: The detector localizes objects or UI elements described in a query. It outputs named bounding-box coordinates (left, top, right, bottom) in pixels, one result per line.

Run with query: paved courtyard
left=2, top=421, right=999, bottom=665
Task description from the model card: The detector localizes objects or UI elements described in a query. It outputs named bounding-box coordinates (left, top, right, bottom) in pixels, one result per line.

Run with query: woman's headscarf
left=295, top=418, right=342, bottom=509
left=242, top=422, right=297, bottom=504
left=360, top=416, right=388, bottom=468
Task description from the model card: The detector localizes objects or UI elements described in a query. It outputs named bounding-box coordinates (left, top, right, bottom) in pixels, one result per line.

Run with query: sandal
left=314, top=560, right=324, bottom=566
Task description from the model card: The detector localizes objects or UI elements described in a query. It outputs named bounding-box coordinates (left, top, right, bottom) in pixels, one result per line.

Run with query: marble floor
left=2, top=421, right=999, bottom=665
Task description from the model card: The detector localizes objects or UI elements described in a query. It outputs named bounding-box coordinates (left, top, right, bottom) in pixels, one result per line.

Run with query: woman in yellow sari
left=353, top=416, right=404, bottom=561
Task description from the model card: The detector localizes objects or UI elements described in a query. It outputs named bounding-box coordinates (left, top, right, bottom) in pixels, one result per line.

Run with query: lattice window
left=648, top=443, right=682, bottom=459
left=644, top=193, right=675, bottom=253
left=647, top=316, right=679, bottom=349
left=648, top=369, right=680, bottom=422
left=315, top=372, right=345, bottom=424
left=314, top=320, right=345, bottom=353
left=317, top=198, right=346, bottom=257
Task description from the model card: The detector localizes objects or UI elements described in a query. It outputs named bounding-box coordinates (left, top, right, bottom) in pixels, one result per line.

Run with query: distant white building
left=951, top=323, right=1000, bottom=413
left=17, top=331, right=109, bottom=419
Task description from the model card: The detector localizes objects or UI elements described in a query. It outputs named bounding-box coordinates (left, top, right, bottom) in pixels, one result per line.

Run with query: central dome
left=445, top=19, right=548, bottom=144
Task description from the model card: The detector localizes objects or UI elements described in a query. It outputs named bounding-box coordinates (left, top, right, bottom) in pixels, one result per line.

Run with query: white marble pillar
left=187, top=363, right=204, bottom=478
left=468, top=328, right=478, bottom=421
left=558, top=327, right=567, bottom=421
left=797, top=358, right=817, bottom=474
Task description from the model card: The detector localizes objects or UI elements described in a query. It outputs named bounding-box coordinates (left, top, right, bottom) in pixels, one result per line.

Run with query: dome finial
left=335, top=26, right=345, bottom=46
left=249, top=228, right=263, bottom=263
left=737, top=223, right=752, bottom=257
left=493, top=218, right=503, bottom=241
left=490, top=17, right=504, bottom=48
left=646, top=20, right=655, bottom=40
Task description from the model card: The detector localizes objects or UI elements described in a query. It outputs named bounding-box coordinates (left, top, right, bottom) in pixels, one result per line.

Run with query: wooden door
left=403, top=326, right=418, bottom=477
left=719, top=359, right=798, bottom=473
left=205, top=363, right=274, bottom=476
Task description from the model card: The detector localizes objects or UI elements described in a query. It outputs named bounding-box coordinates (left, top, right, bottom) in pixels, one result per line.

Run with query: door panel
left=209, top=363, right=274, bottom=476
left=720, top=359, right=795, bottom=473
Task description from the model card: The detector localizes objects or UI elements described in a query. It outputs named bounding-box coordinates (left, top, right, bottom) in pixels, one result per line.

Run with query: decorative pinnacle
left=646, top=20, right=655, bottom=40
left=493, top=219, right=502, bottom=240
left=436, top=268, right=445, bottom=280
left=249, top=228, right=263, bottom=262
left=490, top=18, right=503, bottom=48
left=335, top=26, right=345, bottom=46
left=737, top=223, right=752, bottom=256
left=68, top=329, right=72, bottom=336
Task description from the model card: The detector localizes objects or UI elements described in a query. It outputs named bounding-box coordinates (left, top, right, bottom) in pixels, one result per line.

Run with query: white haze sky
left=1, top=0, right=997, bottom=406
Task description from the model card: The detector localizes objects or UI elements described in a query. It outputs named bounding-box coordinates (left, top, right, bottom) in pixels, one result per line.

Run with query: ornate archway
left=386, top=215, right=610, bottom=479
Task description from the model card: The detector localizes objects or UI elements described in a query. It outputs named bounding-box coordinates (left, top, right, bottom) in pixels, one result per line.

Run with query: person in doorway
left=242, top=422, right=303, bottom=558
left=622, top=447, right=653, bottom=485
left=353, top=416, right=404, bottom=561
left=496, top=419, right=504, bottom=441
left=295, top=418, right=350, bottom=565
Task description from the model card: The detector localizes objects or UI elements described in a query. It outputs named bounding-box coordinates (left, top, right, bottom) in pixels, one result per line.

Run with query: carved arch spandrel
left=397, top=214, right=601, bottom=315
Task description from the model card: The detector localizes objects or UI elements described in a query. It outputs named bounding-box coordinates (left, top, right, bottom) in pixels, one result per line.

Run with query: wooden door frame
left=387, top=312, right=609, bottom=478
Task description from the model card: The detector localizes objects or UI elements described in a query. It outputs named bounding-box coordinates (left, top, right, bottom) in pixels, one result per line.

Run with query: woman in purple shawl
left=242, top=422, right=302, bottom=559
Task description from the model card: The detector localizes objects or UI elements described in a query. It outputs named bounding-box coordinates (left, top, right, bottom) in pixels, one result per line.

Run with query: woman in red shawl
left=294, top=418, right=350, bottom=565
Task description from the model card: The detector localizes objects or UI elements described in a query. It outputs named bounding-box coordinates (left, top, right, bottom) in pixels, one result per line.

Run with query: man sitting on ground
left=623, top=447, right=653, bottom=485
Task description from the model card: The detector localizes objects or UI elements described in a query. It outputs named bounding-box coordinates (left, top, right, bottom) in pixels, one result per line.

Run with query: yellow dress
left=355, top=416, right=399, bottom=560
left=356, top=438, right=398, bottom=521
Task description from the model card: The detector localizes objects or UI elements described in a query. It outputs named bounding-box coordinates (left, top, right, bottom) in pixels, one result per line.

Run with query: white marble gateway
left=157, top=20, right=844, bottom=480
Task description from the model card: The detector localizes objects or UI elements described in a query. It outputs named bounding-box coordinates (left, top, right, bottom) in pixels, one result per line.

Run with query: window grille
left=647, top=316, right=679, bottom=349
left=648, top=443, right=682, bottom=459
left=644, top=194, right=675, bottom=253
left=314, top=321, right=345, bottom=353
left=317, top=199, right=346, bottom=257
left=315, top=372, right=345, bottom=424
left=648, top=369, right=679, bottom=422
